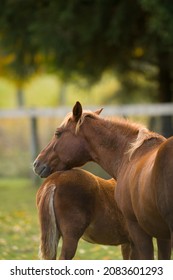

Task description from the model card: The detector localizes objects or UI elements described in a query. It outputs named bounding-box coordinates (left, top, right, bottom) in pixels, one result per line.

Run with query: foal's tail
left=36, top=184, right=60, bottom=259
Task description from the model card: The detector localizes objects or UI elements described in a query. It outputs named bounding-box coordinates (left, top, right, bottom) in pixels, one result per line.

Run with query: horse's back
left=116, top=147, right=170, bottom=239
left=38, top=168, right=98, bottom=194
left=154, top=136, right=173, bottom=231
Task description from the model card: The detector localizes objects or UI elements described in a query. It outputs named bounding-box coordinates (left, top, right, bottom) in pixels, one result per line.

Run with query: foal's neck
left=83, top=117, right=139, bottom=178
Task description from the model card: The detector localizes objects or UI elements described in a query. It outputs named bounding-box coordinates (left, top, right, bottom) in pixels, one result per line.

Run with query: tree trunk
left=58, top=82, right=66, bottom=105
left=157, top=51, right=173, bottom=137
left=16, top=86, right=24, bottom=107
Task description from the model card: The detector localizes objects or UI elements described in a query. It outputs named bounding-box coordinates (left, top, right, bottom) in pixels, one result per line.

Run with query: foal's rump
left=36, top=169, right=97, bottom=259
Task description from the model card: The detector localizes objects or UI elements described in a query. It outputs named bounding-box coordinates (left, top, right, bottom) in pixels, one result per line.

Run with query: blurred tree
left=0, top=0, right=173, bottom=133
left=139, top=0, right=173, bottom=135
left=0, top=0, right=43, bottom=107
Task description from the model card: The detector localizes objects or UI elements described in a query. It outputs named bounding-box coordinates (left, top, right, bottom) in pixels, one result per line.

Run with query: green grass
left=0, top=178, right=38, bottom=259
left=0, top=178, right=122, bottom=260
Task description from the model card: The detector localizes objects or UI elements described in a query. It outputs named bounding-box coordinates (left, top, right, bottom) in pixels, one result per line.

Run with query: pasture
left=0, top=178, right=122, bottom=260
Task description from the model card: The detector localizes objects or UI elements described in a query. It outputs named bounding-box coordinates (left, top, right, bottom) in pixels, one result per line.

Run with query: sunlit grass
left=0, top=178, right=38, bottom=259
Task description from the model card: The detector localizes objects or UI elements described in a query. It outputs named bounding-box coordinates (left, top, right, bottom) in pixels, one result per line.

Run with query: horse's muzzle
left=33, top=160, right=51, bottom=178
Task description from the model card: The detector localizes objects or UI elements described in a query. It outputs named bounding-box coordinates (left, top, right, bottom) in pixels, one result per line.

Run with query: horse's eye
left=55, top=130, right=62, bottom=138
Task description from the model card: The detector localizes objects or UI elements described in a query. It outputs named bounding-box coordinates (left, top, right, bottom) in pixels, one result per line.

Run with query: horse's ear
left=73, top=101, right=82, bottom=121
left=95, top=108, right=103, bottom=115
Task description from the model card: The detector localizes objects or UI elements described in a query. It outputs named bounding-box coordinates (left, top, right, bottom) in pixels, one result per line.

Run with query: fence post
left=30, top=116, right=40, bottom=184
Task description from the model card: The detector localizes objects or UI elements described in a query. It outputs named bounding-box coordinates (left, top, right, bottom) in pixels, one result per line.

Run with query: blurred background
left=0, top=0, right=173, bottom=260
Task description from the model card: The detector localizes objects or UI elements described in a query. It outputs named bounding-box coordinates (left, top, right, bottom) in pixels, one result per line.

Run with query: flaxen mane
left=127, top=127, right=166, bottom=159
left=60, top=110, right=165, bottom=159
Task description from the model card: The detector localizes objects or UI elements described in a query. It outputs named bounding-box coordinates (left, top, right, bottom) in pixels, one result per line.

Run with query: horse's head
left=33, top=101, right=103, bottom=178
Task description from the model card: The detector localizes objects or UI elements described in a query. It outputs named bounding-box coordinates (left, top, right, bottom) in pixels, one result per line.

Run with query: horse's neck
left=83, top=118, right=138, bottom=178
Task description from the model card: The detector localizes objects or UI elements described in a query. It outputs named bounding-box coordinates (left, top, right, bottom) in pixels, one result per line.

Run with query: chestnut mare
left=34, top=102, right=172, bottom=259
left=37, top=168, right=130, bottom=259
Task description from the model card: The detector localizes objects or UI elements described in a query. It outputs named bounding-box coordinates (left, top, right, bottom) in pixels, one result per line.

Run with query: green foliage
left=0, top=1, right=173, bottom=109
left=140, top=0, right=173, bottom=47
left=0, top=1, right=173, bottom=79
left=0, top=0, right=40, bottom=79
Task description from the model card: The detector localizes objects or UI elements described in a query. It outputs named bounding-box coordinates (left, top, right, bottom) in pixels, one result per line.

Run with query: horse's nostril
left=33, top=159, right=42, bottom=174
left=33, top=161, right=51, bottom=178
left=33, top=159, right=39, bottom=168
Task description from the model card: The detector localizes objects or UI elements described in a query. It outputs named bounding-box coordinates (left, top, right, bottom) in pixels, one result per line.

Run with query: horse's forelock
left=60, top=112, right=73, bottom=128
left=60, top=110, right=98, bottom=134
left=75, top=110, right=99, bottom=134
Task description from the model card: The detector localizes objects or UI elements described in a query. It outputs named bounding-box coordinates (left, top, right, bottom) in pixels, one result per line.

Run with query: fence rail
left=0, top=103, right=173, bottom=119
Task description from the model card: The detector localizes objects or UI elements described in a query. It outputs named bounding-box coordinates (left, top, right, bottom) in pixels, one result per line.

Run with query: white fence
left=0, top=103, right=173, bottom=118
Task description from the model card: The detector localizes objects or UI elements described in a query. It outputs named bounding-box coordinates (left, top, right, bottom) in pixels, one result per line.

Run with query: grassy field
left=0, top=178, right=122, bottom=260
